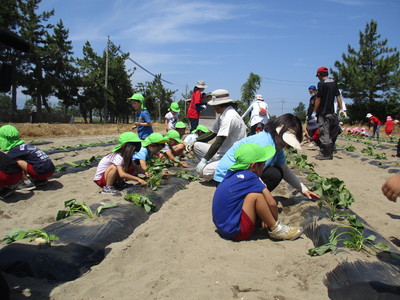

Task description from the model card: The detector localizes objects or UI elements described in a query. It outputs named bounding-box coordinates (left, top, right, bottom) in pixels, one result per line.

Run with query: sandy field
left=0, top=122, right=399, bottom=299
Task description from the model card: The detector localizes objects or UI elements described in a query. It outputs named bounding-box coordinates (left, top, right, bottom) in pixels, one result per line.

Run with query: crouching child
left=94, top=132, right=146, bottom=194
left=212, top=143, right=304, bottom=241
left=0, top=125, right=54, bottom=190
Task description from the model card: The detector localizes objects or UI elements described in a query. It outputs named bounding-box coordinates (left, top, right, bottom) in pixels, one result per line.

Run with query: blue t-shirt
left=135, top=110, right=153, bottom=139
left=212, top=169, right=266, bottom=240
left=213, top=131, right=285, bottom=182
left=7, top=143, right=54, bottom=174
left=132, top=146, right=150, bottom=161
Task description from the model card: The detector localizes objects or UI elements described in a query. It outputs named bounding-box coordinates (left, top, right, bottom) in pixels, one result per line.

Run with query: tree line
left=0, top=0, right=177, bottom=123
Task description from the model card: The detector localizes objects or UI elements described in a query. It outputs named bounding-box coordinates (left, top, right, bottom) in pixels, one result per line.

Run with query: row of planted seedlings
left=341, top=142, right=400, bottom=169
left=2, top=153, right=200, bottom=247
left=284, top=148, right=390, bottom=257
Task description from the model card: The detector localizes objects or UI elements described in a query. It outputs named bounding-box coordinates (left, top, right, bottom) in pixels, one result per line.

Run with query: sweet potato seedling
left=3, top=228, right=59, bottom=245
left=124, top=193, right=156, bottom=213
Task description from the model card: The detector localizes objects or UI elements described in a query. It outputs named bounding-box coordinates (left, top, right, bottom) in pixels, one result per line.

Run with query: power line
left=261, top=76, right=315, bottom=84
left=109, top=39, right=175, bottom=86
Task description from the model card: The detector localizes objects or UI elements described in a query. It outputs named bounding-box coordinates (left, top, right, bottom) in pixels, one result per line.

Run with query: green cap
left=127, top=93, right=146, bottom=109
left=192, top=125, right=209, bottom=134
left=0, top=125, right=24, bottom=151
left=169, top=102, right=180, bottom=113
left=175, top=121, right=186, bottom=129
left=142, top=132, right=169, bottom=147
left=165, top=129, right=183, bottom=143
left=112, top=132, right=143, bottom=152
left=229, top=143, right=276, bottom=171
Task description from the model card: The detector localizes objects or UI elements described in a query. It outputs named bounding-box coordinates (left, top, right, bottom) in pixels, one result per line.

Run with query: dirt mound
left=5, top=123, right=165, bottom=139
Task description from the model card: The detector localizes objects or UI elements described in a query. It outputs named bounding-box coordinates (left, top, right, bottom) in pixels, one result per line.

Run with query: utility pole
left=104, top=35, right=109, bottom=123
left=281, top=98, right=285, bottom=115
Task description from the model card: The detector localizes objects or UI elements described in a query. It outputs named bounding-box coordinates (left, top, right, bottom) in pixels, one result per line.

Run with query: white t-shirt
left=212, top=106, right=247, bottom=154
left=165, top=112, right=178, bottom=130
left=93, top=152, right=124, bottom=181
left=241, top=100, right=269, bottom=126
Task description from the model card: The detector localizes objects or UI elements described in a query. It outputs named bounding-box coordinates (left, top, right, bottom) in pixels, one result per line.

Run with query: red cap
left=316, top=66, right=328, bottom=76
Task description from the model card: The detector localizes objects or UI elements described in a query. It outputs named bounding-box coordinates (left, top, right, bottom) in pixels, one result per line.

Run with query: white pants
left=193, top=142, right=222, bottom=180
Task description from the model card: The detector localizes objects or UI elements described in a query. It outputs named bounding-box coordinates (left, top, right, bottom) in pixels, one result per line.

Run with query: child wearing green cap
left=174, top=121, right=187, bottom=139
left=132, top=133, right=169, bottom=177
left=128, top=93, right=153, bottom=140
left=0, top=125, right=54, bottom=190
left=94, top=132, right=146, bottom=193
left=162, top=130, right=188, bottom=168
left=164, top=102, right=180, bottom=132
left=212, top=143, right=304, bottom=241
left=184, top=125, right=210, bottom=151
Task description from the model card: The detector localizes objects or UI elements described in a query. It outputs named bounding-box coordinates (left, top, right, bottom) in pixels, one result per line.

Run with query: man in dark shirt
left=312, top=66, right=343, bottom=160
left=307, top=85, right=317, bottom=120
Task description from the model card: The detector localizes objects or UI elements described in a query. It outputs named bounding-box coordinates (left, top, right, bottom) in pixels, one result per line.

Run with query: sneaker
left=268, top=221, right=304, bottom=241
left=101, top=186, right=120, bottom=194
left=16, top=180, right=36, bottom=191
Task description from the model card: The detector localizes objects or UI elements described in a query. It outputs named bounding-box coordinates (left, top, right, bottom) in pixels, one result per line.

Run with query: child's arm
left=116, top=165, right=147, bottom=186
left=138, top=160, right=150, bottom=178
left=164, top=149, right=188, bottom=167
left=165, top=118, right=169, bottom=132
left=261, top=188, right=278, bottom=220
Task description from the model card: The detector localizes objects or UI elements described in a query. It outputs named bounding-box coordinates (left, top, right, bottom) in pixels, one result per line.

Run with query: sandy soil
left=0, top=124, right=399, bottom=299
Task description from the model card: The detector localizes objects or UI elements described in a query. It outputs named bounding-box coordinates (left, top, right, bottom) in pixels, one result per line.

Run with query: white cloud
left=326, top=0, right=370, bottom=6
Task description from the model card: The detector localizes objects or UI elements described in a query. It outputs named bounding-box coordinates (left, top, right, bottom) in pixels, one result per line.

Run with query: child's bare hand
left=162, top=170, right=169, bottom=178
left=145, top=172, right=150, bottom=178
left=180, top=161, right=189, bottom=168
left=138, top=179, right=147, bottom=187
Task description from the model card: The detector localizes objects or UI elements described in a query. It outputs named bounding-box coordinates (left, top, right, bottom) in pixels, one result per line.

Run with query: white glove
left=185, top=138, right=196, bottom=151
left=339, top=109, right=347, bottom=117
left=196, top=158, right=207, bottom=175
left=311, top=112, right=316, bottom=120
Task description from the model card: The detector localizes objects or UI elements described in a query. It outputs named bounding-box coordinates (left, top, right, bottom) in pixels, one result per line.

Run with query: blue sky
left=34, top=0, right=400, bottom=116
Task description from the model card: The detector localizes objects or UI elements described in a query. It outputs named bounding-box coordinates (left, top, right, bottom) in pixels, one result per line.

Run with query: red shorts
left=27, top=164, right=54, bottom=180
left=0, top=170, right=23, bottom=186
left=233, top=210, right=255, bottom=241
left=94, top=173, right=107, bottom=188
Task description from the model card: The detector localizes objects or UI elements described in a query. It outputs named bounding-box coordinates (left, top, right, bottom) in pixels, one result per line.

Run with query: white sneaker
left=268, top=220, right=303, bottom=241
left=16, top=180, right=36, bottom=191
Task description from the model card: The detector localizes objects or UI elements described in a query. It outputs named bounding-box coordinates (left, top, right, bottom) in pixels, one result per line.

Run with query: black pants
left=397, top=138, right=400, bottom=157
left=261, top=165, right=283, bottom=192
left=189, top=118, right=199, bottom=133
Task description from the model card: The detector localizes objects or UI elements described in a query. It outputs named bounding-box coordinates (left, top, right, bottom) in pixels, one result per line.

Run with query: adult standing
left=187, top=80, right=207, bottom=132
left=366, top=113, right=382, bottom=139
left=29, top=104, right=37, bottom=123
left=312, top=66, right=343, bottom=160
left=128, top=93, right=153, bottom=140
left=194, top=89, right=247, bottom=179
left=214, top=114, right=319, bottom=200
left=307, top=85, right=317, bottom=121
left=241, top=94, right=269, bottom=135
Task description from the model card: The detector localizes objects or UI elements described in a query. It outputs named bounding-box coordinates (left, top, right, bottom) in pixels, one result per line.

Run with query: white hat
left=255, top=94, right=264, bottom=101
left=207, top=89, right=236, bottom=106
left=366, top=113, right=372, bottom=118
left=276, top=126, right=301, bottom=150
left=195, top=80, right=208, bottom=89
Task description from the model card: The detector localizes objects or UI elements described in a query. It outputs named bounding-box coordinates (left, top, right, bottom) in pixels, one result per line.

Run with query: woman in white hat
left=187, top=80, right=208, bottom=132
